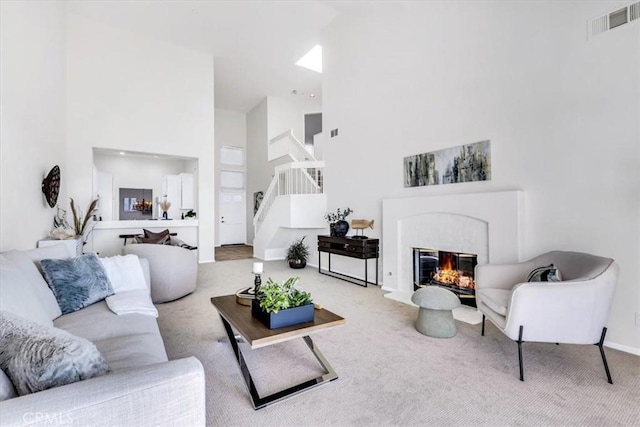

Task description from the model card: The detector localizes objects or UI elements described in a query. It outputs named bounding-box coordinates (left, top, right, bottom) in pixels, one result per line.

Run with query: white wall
left=93, top=153, right=193, bottom=219
left=267, top=96, right=305, bottom=141
left=246, top=98, right=269, bottom=243
left=215, top=108, right=247, bottom=246
left=66, top=14, right=215, bottom=262
left=321, top=2, right=639, bottom=351
left=0, top=1, right=67, bottom=250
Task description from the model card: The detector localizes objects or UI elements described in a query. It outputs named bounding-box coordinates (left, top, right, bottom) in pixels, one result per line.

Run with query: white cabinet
left=179, top=173, right=194, bottom=210
left=161, top=173, right=194, bottom=219
left=161, top=175, right=181, bottom=220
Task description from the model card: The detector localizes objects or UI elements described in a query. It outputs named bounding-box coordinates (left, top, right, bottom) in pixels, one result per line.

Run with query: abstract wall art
left=404, top=140, right=491, bottom=188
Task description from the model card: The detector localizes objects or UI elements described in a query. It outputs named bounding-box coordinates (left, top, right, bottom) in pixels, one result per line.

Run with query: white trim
left=604, top=340, right=640, bottom=356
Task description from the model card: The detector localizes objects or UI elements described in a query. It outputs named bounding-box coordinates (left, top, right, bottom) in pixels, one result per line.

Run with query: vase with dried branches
left=70, top=198, right=98, bottom=242
left=159, top=199, right=171, bottom=220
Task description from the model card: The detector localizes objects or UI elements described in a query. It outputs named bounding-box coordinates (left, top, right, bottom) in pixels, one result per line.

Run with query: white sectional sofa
left=0, top=244, right=206, bottom=426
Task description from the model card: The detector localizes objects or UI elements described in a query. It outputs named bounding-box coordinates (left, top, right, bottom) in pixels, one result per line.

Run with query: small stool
left=411, top=286, right=461, bottom=338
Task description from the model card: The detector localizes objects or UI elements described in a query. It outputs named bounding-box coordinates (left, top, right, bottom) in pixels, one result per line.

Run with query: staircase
left=253, top=130, right=327, bottom=260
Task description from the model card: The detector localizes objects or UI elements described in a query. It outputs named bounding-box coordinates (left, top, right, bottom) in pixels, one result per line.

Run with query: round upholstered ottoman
left=411, top=286, right=461, bottom=338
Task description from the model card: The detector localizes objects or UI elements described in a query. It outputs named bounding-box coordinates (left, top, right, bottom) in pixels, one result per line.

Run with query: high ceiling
left=65, top=1, right=341, bottom=113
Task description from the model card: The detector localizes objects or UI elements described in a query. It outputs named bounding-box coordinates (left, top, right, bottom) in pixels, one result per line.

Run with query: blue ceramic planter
left=251, top=299, right=314, bottom=329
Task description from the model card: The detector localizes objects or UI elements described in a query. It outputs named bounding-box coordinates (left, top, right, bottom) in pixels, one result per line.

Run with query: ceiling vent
left=589, top=2, right=640, bottom=38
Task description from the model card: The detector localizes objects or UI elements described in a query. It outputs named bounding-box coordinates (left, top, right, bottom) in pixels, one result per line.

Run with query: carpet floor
left=157, top=259, right=639, bottom=426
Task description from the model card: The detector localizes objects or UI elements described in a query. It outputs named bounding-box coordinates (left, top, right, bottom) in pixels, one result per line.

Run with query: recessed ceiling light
left=296, top=45, right=322, bottom=73
left=309, top=93, right=316, bottom=98
left=119, top=151, right=126, bottom=155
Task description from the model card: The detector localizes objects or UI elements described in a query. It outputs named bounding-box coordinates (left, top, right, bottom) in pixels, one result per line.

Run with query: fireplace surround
left=382, top=190, right=523, bottom=299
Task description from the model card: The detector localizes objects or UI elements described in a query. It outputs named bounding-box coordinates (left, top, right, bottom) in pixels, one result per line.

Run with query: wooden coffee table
left=210, top=295, right=345, bottom=409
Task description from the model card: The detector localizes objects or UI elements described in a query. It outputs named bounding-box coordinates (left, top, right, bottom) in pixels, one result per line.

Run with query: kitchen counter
left=89, top=220, right=199, bottom=257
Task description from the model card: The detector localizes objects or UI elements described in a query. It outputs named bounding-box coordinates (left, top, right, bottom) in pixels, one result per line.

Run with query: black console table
left=317, top=235, right=379, bottom=287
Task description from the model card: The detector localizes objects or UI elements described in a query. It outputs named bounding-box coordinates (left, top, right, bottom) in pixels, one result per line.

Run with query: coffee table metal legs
left=219, top=315, right=338, bottom=410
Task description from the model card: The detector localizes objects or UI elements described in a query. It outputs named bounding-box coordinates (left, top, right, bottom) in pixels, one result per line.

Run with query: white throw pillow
left=0, top=256, right=53, bottom=327
left=99, top=254, right=148, bottom=294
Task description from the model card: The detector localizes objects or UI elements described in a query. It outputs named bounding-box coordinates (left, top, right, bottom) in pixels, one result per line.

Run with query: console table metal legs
left=219, top=315, right=338, bottom=410
left=318, top=253, right=378, bottom=287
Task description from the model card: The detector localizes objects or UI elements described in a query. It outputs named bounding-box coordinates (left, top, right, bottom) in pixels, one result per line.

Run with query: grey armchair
left=475, top=251, right=619, bottom=383
left=123, top=244, right=197, bottom=303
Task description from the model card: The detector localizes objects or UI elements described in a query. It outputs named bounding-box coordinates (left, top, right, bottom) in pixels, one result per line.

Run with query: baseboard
left=604, top=340, right=640, bottom=356
left=198, top=259, right=215, bottom=264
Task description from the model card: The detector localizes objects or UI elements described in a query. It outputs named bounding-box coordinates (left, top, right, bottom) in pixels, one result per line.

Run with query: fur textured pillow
left=0, top=311, right=110, bottom=395
left=40, top=253, right=114, bottom=315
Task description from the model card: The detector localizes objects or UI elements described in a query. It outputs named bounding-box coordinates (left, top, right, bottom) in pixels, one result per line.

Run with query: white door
left=219, top=191, right=246, bottom=245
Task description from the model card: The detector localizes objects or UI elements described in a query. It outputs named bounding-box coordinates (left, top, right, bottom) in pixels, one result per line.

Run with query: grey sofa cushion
left=53, top=302, right=168, bottom=371
left=0, top=311, right=110, bottom=396
left=54, top=301, right=161, bottom=343
left=40, top=253, right=114, bottom=315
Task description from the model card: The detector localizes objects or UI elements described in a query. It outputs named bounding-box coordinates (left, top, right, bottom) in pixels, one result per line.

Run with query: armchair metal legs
left=596, top=327, right=613, bottom=384
left=480, top=321, right=612, bottom=384
left=516, top=325, right=524, bottom=381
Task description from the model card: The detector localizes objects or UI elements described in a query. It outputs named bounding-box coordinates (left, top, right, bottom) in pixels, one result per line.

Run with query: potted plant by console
left=286, top=236, right=309, bottom=269
left=324, top=207, right=353, bottom=237
left=252, top=277, right=314, bottom=329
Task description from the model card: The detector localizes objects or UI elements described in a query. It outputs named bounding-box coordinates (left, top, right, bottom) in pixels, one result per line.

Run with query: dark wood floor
left=215, top=244, right=254, bottom=261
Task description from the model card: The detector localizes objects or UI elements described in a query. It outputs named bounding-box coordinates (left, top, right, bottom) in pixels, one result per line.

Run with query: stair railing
left=253, top=161, right=325, bottom=233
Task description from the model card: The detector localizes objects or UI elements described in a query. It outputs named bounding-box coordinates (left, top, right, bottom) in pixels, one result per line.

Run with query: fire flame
left=433, top=253, right=475, bottom=290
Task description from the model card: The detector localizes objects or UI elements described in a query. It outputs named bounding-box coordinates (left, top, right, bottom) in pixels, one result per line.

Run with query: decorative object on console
left=351, top=219, right=374, bottom=239
left=184, top=209, right=197, bottom=219
left=404, top=140, right=491, bottom=188
left=40, top=253, right=114, bottom=315
left=69, top=198, right=98, bottom=242
left=325, top=207, right=353, bottom=237
left=0, top=311, right=110, bottom=396
left=252, top=277, right=314, bottom=329
left=286, top=236, right=309, bottom=269
left=41, top=165, right=60, bottom=208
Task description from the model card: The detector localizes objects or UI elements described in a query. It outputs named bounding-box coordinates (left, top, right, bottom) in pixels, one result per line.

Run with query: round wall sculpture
left=42, top=165, right=61, bottom=208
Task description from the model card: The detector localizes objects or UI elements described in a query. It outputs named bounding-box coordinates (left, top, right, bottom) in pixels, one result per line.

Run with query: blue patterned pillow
left=40, top=253, right=113, bottom=315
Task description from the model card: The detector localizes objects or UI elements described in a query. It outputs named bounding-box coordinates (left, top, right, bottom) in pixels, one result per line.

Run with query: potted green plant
left=286, top=236, right=309, bottom=269
left=251, top=277, right=314, bottom=329
left=324, top=207, right=353, bottom=237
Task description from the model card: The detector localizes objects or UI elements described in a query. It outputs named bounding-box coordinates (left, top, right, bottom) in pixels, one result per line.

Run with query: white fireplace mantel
left=381, top=190, right=524, bottom=295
